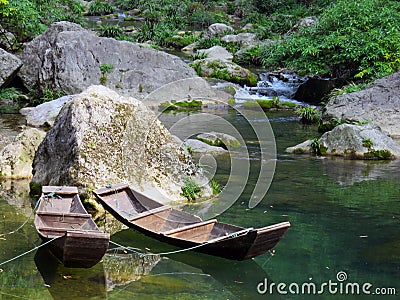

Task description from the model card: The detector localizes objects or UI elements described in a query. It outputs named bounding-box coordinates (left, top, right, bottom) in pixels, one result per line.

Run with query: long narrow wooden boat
left=34, top=186, right=110, bottom=268
left=93, top=183, right=290, bottom=260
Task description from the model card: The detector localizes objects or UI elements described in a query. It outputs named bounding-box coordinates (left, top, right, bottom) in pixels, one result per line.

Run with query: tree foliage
left=258, top=0, right=400, bottom=81
left=0, top=0, right=85, bottom=43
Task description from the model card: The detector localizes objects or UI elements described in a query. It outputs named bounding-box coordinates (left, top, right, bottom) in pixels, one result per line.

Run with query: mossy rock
left=189, top=59, right=258, bottom=86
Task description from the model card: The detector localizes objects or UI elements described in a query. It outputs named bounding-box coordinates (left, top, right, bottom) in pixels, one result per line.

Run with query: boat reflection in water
left=106, top=229, right=282, bottom=299
left=35, top=227, right=281, bottom=299
left=34, top=246, right=107, bottom=299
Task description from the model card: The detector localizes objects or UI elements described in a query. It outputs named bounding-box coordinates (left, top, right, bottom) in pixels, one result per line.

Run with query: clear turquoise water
left=0, top=109, right=398, bottom=299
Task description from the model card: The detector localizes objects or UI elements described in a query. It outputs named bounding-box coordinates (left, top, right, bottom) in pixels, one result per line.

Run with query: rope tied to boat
left=0, top=186, right=64, bottom=237
left=108, top=228, right=254, bottom=257
left=0, top=236, right=60, bottom=267
left=0, top=197, right=41, bottom=237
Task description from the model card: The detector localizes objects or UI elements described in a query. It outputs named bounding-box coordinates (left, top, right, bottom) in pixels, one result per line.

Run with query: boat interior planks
left=94, top=183, right=290, bottom=260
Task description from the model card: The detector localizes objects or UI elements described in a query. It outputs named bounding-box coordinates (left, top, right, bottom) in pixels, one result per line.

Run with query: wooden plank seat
left=37, top=226, right=99, bottom=233
left=128, top=205, right=171, bottom=221
left=163, top=219, right=217, bottom=236
left=36, top=211, right=91, bottom=218
left=42, top=186, right=79, bottom=195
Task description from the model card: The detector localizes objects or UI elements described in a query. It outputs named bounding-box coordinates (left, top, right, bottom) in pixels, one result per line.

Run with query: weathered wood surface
left=94, top=183, right=290, bottom=260
left=34, top=186, right=110, bottom=268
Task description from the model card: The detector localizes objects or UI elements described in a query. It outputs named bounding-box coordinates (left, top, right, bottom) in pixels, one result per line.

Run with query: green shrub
left=258, top=0, right=400, bottom=81
left=195, top=37, right=222, bottom=50
left=88, top=0, right=115, bottom=16
left=0, top=87, right=25, bottom=112
left=181, top=177, right=202, bottom=201
left=98, top=24, right=124, bottom=38
left=295, top=106, right=321, bottom=124
left=42, top=89, right=65, bottom=102
left=210, top=179, right=222, bottom=195
left=0, top=0, right=86, bottom=44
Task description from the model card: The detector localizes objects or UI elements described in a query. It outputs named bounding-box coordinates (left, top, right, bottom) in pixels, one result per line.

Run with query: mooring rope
left=0, top=186, right=64, bottom=238
left=0, top=236, right=60, bottom=267
left=108, top=228, right=252, bottom=257
left=0, top=198, right=41, bottom=238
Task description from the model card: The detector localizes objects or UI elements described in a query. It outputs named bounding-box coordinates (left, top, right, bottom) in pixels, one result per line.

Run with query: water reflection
left=0, top=179, right=32, bottom=216
left=34, top=246, right=107, bottom=299
left=104, top=248, right=161, bottom=291
left=321, top=157, right=400, bottom=185
left=108, top=229, right=281, bottom=299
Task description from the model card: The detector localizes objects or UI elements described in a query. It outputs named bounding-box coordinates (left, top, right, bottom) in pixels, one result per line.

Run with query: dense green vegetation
left=259, top=0, right=400, bottom=81
left=1, top=0, right=400, bottom=103
left=0, top=0, right=85, bottom=44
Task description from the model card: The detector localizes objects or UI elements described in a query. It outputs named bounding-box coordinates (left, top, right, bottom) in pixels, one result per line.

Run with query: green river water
left=0, top=109, right=398, bottom=299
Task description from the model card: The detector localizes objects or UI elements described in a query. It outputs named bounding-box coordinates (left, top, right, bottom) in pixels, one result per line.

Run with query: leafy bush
left=0, top=87, right=25, bottom=112
left=0, top=0, right=85, bottom=44
left=181, top=177, right=202, bottom=201
left=98, top=24, right=124, bottom=38
left=258, top=0, right=400, bottom=81
left=88, top=0, right=115, bottom=16
left=40, top=89, right=65, bottom=103
left=295, top=106, right=320, bottom=124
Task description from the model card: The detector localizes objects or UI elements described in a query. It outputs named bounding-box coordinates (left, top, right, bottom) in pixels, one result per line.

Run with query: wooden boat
left=34, top=186, right=110, bottom=268
left=93, top=183, right=290, bottom=260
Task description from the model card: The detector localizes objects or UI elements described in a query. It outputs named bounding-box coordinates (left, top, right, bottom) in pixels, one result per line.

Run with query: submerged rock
left=32, top=85, right=211, bottom=201
left=322, top=72, right=400, bottom=138
left=286, top=123, right=400, bottom=159
left=0, top=128, right=46, bottom=178
left=19, top=21, right=198, bottom=99
left=196, top=132, right=241, bottom=149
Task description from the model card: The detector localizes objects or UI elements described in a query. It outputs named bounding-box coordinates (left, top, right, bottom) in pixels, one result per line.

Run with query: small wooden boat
left=34, top=186, right=110, bottom=268
left=93, top=183, right=290, bottom=260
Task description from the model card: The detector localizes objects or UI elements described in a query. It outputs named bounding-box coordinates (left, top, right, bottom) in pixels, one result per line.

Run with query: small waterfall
left=235, top=71, right=306, bottom=104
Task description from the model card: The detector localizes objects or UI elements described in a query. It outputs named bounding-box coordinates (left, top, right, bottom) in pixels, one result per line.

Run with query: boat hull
left=34, top=186, right=110, bottom=268
left=95, top=185, right=290, bottom=261
left=39, top=231, right=109, bottom=268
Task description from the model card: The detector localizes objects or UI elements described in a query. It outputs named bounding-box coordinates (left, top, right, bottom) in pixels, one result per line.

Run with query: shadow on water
left=34, top=246, right=107, bottom=300
left=108, top=228, right=283, bottom=299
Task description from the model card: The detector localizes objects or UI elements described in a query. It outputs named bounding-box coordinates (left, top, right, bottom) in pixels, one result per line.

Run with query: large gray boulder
left=0, top=48, right=22, bottom=88
left=286, top=123, right=400, bottom=159
left=19, top=21, right=198, bottom=99
left=32, top=85, right=210, bottom=201
left=0, top=128, right=46, bottom=178
left=322, top=72, right=400, bottom=138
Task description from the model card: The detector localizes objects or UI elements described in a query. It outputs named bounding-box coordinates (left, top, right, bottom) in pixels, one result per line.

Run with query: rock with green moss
left=0, top=128, right=46, bottom=178
left=286, top=123, right=400, bottom=159
left=31, top=85, right=212, bottom=202
left=197, top=132, right=241, bottom=149
left=190, top=59, right=258, bottom=86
